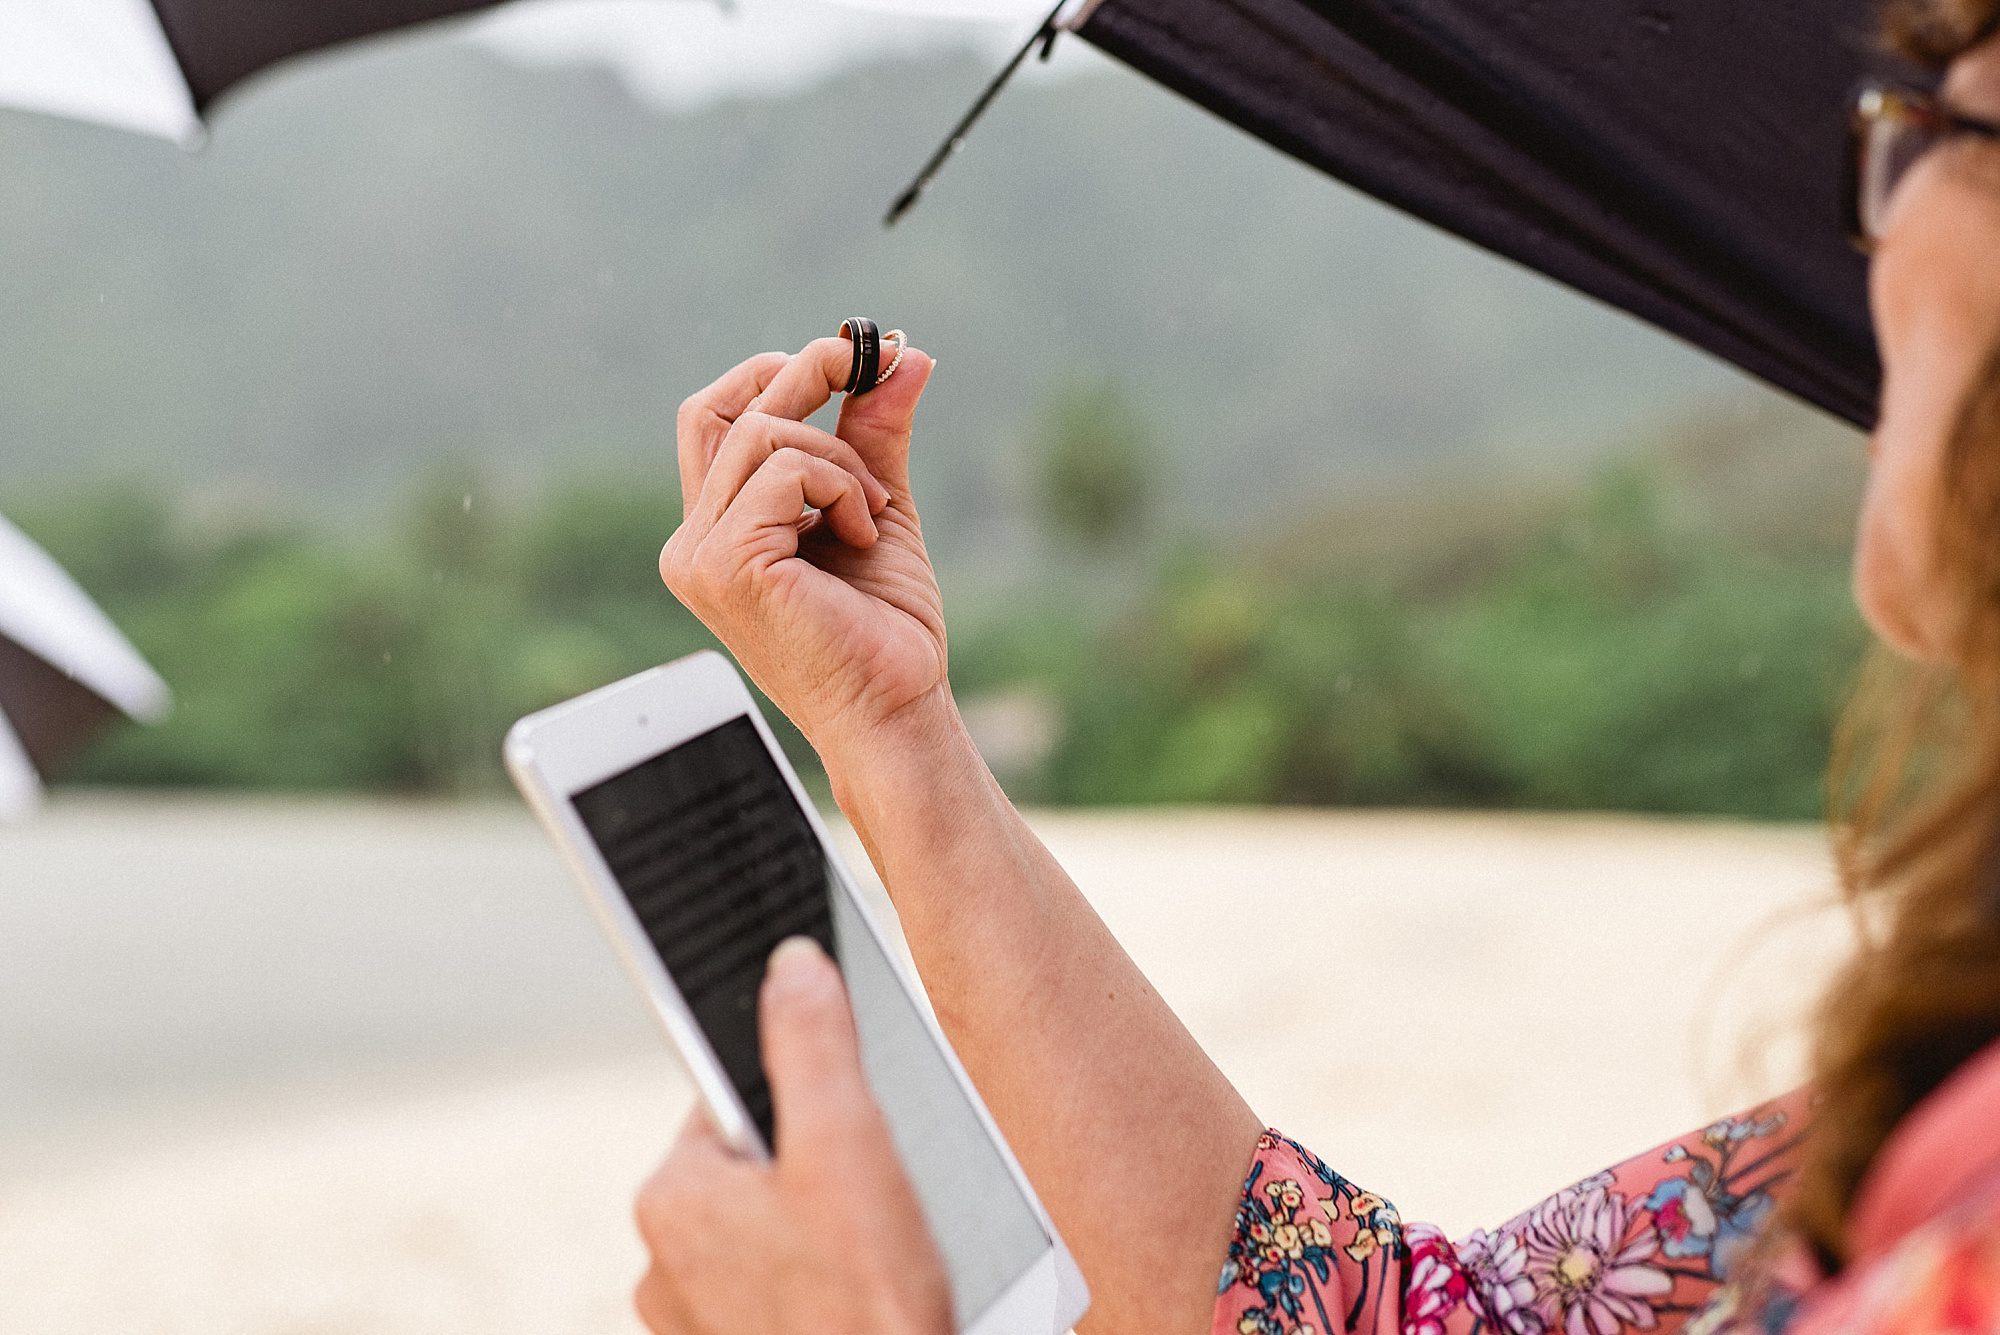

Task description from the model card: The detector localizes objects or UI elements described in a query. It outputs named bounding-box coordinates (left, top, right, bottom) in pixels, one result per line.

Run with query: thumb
left=759, top=935, right=886, bottom=1161
left=836, top=346, right=934, bottom=489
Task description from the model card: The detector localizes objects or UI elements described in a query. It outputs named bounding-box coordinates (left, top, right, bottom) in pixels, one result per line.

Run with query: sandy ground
left=0, top=796, right=1852, bottom=1333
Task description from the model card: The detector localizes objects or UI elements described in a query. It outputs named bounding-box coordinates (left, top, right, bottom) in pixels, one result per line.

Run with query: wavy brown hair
left=1790, top=1, right=2000, bottom=1262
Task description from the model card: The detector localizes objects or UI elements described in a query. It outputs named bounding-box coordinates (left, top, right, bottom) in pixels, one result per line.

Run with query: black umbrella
left=906, top=0, right=1906, bottom=428
left=17, top=0, right=1898, bottom=423
left=158, top=0, right=507, bottom=112
left=1074, top=0, right=1911, bottom=427
left=0, top=514, right=170, bottom=821
left=0, top=0, right=516, bottom=141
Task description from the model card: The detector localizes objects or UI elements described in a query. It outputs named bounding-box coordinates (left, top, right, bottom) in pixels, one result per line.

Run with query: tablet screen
left=571, top=716, right=1050, bottom=1322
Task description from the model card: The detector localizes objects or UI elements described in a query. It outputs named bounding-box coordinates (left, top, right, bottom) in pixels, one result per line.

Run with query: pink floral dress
left=1213, top=1039, right=2000, bottom=1335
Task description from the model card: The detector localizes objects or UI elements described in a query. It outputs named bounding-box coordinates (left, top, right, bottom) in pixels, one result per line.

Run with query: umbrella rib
left=883, top=0, right=1069, bottom=228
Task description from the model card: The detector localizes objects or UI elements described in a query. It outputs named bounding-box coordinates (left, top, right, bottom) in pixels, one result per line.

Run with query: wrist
left=817, top=685, right=984, bottom=812
left=817, top=688, right=1041, bottom=951
left=815, top=687, right=1025, bottom=879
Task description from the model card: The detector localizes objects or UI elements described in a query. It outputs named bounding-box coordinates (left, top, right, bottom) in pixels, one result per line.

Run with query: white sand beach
left=0, top=797, right=1850, bottom=1333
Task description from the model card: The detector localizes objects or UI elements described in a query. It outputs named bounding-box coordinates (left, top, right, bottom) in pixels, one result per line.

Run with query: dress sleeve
left=1802, top=1174, right=2000, bottom=1335
left=1213, top=1091, right=1812, bottom=1335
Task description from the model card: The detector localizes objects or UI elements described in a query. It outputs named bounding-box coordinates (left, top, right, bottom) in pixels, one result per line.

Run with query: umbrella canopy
left=0, top=0, right=501, bottom=141
left=1065, top=0, right=1904, bottom=428
left=9, top=0, right=1898, bottom=419
left=0, top=514, right=171, bottom=820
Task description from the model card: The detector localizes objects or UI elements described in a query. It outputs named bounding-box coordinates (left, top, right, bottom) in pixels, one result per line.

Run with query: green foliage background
left=2, top=42, right=1875, bottom=819
left=19, top=392, right=1869, bottom=819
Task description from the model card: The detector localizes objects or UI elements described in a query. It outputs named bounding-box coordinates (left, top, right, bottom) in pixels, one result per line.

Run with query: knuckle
left=633, top=1173, right=691, bottom=1249
left=675, top=392, right=707, bottom=434
left=656, top=1232, right=707, bottom=1285
left=769, top=445, right=816, bottom=475
left=689, top=537, right=734, bottom=586
left=658, top=534, right=693, bottom=589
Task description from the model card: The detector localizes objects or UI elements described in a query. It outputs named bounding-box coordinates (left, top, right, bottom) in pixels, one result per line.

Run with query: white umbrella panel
left=0, top=513, right=171, bottom=820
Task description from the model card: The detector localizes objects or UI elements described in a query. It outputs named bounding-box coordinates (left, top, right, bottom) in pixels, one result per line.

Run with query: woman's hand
left=632, top=936, right=952, bottom=1335
left=661, top=338, right=945, bottom=758
left=660, top=340, right=1260, bottom=1335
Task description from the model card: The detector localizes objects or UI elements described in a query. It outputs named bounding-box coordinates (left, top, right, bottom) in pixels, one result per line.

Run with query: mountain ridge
left=0, top=32, right=1819, bottom=569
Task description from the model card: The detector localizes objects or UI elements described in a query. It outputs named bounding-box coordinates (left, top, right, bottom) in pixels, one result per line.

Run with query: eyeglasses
left=1847, top=79, right=2000, bottom=252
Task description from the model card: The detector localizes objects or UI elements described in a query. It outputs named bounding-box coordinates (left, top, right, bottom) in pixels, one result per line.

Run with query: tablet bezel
left=503, top=650, right=1088, bottom=1335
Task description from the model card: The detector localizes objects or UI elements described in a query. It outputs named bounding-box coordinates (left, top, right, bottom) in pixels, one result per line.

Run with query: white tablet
left=504, top=650, right=1089, bottom=1335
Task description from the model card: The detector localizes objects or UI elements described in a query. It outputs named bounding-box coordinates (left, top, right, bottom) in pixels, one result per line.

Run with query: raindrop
left=462, top=494, right=473, bottom=513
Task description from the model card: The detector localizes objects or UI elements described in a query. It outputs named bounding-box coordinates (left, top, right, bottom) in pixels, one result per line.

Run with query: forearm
left=823, top=691, right=1262, bottom=1335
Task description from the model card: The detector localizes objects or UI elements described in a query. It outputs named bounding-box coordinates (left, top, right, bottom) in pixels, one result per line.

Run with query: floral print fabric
left=1214, top=1095, right=1810, bottom=1335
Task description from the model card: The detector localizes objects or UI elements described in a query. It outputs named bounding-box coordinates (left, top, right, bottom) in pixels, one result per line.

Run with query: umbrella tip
left=884, top=183, right=924, bottom=228
left=879, top=0, right=1068, bottom=228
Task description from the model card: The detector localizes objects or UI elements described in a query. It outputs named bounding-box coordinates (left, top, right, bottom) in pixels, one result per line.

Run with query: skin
left=638, top=334, right=1257, bottom=1335
left=633, top=936, right=951, bottom=1335
left=1857, top=33, right=2000, bottom=659
left=634, top=33, right=2000, bottom=1334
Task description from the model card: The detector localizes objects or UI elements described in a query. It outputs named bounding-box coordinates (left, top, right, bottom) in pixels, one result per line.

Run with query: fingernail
left=766, top=935, right=828, bottom=991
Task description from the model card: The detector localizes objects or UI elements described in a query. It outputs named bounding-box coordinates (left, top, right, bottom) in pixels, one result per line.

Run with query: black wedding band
left=838, top=317, right=881, bottom=395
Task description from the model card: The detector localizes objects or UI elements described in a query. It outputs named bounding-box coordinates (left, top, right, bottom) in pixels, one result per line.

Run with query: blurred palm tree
left=1030, top=378, right=1160, bottom=556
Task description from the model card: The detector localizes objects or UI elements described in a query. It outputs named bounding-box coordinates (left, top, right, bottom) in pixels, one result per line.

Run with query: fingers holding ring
left=875, top=330, right=907, bottom=387
left=836, top=319, right=909, bottom=395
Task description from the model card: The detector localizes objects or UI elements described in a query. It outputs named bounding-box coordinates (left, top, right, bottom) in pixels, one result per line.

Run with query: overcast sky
left=0, top=0, right=1091, bottom=144
left=469, top=0, right=1095, bottom=112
